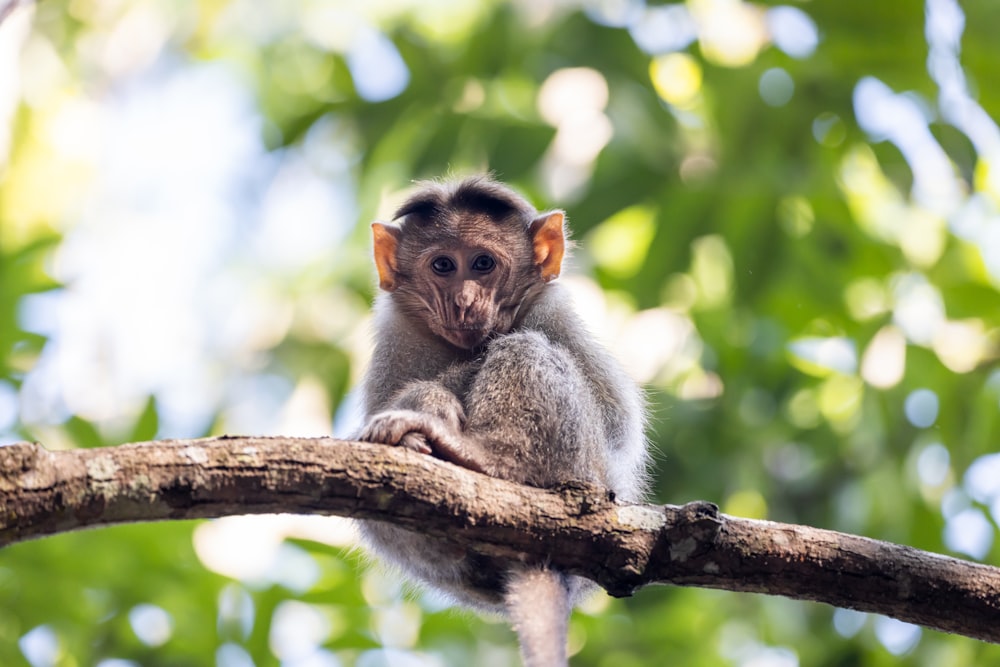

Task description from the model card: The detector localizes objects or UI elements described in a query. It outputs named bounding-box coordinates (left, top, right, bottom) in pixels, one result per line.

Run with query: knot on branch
left=662, top=500, right=722, bottom=563
left=0, top=442, right=43, bottom=479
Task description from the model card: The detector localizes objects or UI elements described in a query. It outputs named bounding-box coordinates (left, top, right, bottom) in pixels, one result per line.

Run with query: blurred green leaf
left=64, top=415, right=105, bottom=449
left=129, top=396, right=160, bottom=443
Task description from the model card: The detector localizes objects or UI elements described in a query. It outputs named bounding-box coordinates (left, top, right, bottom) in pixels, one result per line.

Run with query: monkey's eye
left=431, top=256, right=457, bottom=275
left=471, top=254, right=496, bottom=273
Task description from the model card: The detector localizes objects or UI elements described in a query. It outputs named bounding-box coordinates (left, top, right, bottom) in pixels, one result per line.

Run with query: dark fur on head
left=393, top=175, right=537, bottom=223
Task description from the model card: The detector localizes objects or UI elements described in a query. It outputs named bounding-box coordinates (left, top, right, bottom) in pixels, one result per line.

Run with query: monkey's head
left=371, top=176, right=565, bottom=350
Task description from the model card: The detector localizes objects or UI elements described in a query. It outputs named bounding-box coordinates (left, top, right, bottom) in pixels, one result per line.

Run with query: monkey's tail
left=504, top=567, right=571, bottom=667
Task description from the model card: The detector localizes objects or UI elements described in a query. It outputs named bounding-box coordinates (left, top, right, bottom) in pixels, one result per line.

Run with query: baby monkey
left=357, top=176, right=649, bottom=666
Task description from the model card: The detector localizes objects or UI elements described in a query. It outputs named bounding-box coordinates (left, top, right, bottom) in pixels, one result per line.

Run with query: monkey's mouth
left=442, top=324, right=490, bottom=349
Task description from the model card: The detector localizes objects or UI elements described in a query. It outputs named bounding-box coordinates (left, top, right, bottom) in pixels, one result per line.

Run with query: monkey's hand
left=359, top=409, right=487, bottom=474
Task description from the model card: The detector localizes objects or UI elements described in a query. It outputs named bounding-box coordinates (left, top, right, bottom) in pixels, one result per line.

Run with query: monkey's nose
left=455, top=282, right=477, bottom=309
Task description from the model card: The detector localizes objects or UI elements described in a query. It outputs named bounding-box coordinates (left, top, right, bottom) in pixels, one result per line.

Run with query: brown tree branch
left=1, top=436, right=999, bottom=643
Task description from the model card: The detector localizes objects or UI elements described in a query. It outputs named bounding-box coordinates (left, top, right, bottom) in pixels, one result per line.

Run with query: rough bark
left=1, top=437, right=998, bottom=644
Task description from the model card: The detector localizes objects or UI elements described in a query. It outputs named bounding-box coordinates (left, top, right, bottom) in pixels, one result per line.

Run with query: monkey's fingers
left=426, top=437, right=488, bottom=474
left=399, top=432, right=432, bottom=455
left=359, top=410, right=436, bottom=450
left=359, top=410, right=486, bottom=471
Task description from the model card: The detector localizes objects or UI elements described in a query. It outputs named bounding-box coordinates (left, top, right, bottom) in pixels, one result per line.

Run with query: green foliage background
left=1, top=0, right=999, bottom=665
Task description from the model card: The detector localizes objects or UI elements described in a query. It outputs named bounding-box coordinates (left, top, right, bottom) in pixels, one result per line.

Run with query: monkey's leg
left=463, top=330, right=602, bottom=486
left=463, top=331, right=600, bottom=667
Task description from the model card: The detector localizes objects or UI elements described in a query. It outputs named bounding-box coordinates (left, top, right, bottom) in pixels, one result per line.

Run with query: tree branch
left=2, top=437, right=998, bottom=643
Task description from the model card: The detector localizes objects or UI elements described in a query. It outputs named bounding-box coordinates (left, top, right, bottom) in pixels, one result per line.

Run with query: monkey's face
left=372, top=182, right=565, bottom=351
left=406, top=241, right=529, bottom=350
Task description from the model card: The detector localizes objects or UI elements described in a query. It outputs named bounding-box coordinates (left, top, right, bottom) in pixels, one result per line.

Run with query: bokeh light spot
left=693, top=0, right=768, bottom=67
left=874, top=616, right=921, bottom=655
left=944, top=508, right=994, bottom=559
left=963, top=453, right=1000, bottom=504
left=690, top=235, right=734, bottom=309
left=216, top=643, right=254, bottom=667
left=270, top=601, right=332, bottom=662
left=128, top=604, right=173, bottom=647
left=812, top=112, right=846, bottom=146
left=916, top=442, right=950, bottom=487
left=588, top=205, right=656, bottom=278
left=787, top=337, right=857, bottom=376
left=860, top=325, right=906, bottom=389
left=630, top=4, right=697, bottom=54
left=759, top=68, right=794, bottom=107
left=347, top=29, right=409, bottom=102
left=538, top=67, right=609, bottom=126
left=904, top=389, right=939, bottom=428
left=766, top=6, right=819, bottom=58
left=650, top=52, right=702, bottom=108
left=19, top=625, right=60, bottom=667
left=832, top=608, right=867, bottom=638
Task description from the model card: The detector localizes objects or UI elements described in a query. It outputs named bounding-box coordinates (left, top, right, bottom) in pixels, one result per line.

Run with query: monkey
left=355, top=175, right=649, bottom=667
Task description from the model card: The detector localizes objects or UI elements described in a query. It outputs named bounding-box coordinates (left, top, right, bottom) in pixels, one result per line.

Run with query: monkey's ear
left=528, top=211, right=565, bottom=282
left=372, top=222, right=402, bottom=291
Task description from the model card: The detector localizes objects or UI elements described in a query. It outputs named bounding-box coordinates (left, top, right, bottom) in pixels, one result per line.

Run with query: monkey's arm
left=361, top=330, right=606, bottom=492
left=359, top=373, right=495, bottom=475
left=359, top=408, right=488, bottom=474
